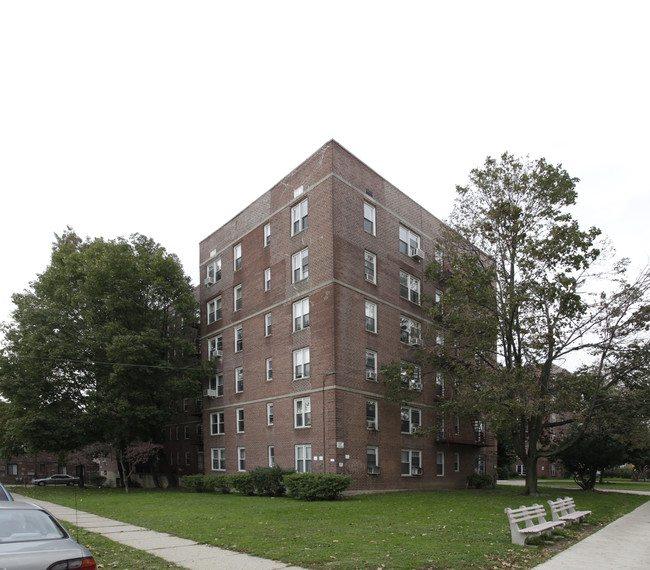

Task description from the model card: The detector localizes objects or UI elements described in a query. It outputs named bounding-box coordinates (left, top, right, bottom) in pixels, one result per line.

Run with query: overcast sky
left=1, top=1, right=649, bottom=332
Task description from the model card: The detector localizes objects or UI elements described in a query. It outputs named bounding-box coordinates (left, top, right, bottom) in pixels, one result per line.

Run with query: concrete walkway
left=13, top=494, right=305, bottom=570
left=497, top=481, right=650, bottom=569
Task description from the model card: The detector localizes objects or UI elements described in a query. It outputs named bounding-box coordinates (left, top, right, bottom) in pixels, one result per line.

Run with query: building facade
left=198, top=140, right=496, bottom=491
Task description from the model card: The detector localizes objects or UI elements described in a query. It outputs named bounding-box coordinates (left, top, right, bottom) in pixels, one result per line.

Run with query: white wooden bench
left=504, top=504, right=566, bottom=545
left=548, top=497, right=592, bottom=523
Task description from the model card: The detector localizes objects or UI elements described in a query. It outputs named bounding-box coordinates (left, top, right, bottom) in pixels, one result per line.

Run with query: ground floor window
left=367, top=447, right=380, bottom=475
left=238, top=447, right=246, bottom=471
left=401, top=449, right=422, bottom=476
left=436, top=451, right=444, bottom=476
left=211, top=448, right=225, bottom=471
left=8, top=464, right=17, bottom=476
left=268, top=446, right=275, bottom=467
left=295, top=444, right=312, bottom=473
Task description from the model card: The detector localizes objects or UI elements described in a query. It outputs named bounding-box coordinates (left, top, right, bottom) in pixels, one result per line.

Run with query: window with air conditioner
left=208, top=335, right=223, bottom=360
left=366, top=399, right=378, bottom=430
left=366, top=350, right=377, bottom=381
left=401, top=449, right=422, bottom=476
left=400, top=361, right=422, bottom=391
left=399, top=226, right=420, bottom=256
left=205, top=258, right=221, bottom=285
left=400, top=316, right=421, bottom=345
left=401, top=406, right=421, bottom=434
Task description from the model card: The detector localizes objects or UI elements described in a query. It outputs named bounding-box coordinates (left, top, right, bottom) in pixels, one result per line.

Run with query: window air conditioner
left=409, top=247, right=424, bottom=262
left=411, top=467, right=423, bottom=476
left=203, top=389, right=218, bottom=398
left=366, top=420, right=377, bottom=430
left=409, top=337, right=423, bottom=347
left=367, top=465, right=381, bottom=475
left=366, top=371, right=377, bottom=380
left=211, top=350, right=223, bottom=360
left=204, top=277, right=214, bottom=286
left=411, top=425, right=419, bottom=434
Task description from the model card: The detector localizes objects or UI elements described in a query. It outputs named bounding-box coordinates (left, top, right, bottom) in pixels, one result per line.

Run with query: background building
left=198, top=140, right=496, bottom=491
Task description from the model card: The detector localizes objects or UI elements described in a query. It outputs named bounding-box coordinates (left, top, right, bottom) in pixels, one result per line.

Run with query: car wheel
left=38, top=482, right=45, bottom=486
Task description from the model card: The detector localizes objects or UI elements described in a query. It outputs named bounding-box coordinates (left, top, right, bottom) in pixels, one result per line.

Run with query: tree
left=417, top=153, right=650, bottom=495
left=0, top=229, right=203, bottom=469
left=118, top=441, right=164, bottom=494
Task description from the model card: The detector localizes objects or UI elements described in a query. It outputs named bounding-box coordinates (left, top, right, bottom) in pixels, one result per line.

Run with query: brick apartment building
left=195, top=140, right=496, bottom=491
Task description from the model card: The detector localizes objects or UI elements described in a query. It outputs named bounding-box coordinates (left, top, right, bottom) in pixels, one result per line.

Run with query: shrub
left=182, top=474, right=209, bottom=492
left=603, top=466, right=634, bottom=479
left=466, top=473, right=494, bottom=489
left=90, top=475, right=107, bottom=488
left=250, top=466, right=293, bottom=496
left=283, top=473, right=352, bottom=501
left=207, top=474, right=232, bottom=494
left=230, top=473, right=255, bottom=495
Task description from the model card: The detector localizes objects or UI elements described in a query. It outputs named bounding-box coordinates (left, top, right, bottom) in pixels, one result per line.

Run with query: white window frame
left=234, top=285, right=242, bottom=311
left=208, top=335, right=222, bottom=360
left=268, top=446, right=275, bottom=467
left=234, top=243, right=242, bottom=270
left=267, top=402, right=274, bottom=426
left=365, top=300, right=377, bottom=333
left=264, top=268, right=271, bottom=291
left=266, top=358, right=273, bottom=381
left=294, top=397, right=311, bottom=428
left=291, top=198, right=308, bottom=235
left=236, top=408, right=244, bottom=433
left=400, top=361, right=422, bottom=391
left=399, top=225, right=421, bottom=255
left=265, top=313, right=272, bottom=337
left=295, top=444, right=312, bottom=473
left=264, top=223, right=271, bottom=246
left=292, top=248, right=309, bottom=282
left=367, top=446, right=379, bottom=471
left=210, top=411, right=225, bottom=435
left=293, top=347, right=310, bottom=380
left=206, top=258, right=221, bottom=284
left=400, top=316, right=421, bottom=345
left=401, top=406, right=422, bottom=434
left=292, top=297, right=310, bottom=332
left=401, top=449, right=422, bottom=477
left=209, top=373, right=224, bottom=397
left=400, top=270, right=421, bottom=305
left=364, top=202, right=376, bottom=235
left=207, top=296, right=222, bottom=324
left=366, top=399, right=378, bottom=430
left=211, top=448, right=225, bottom=471
left=365, top=349, right=378, bottom=381
left=234, top=326, right=243, bottom=352
left=437, top=451, right=445, bottom=477
left=235, top=367, right=243, bottom=393
left=364, top=250, right=376, bottom=283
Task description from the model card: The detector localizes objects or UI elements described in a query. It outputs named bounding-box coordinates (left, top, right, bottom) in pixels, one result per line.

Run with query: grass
left=521, top=477, right=650, bottom=492
left=12, top=485, right=648, bottom=569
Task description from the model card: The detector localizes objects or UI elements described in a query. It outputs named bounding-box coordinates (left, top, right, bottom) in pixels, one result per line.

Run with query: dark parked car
left=0, top=501, right=96, bottom=569
left=0, top=482, right=13, bottom=501
left=31, top=474, right=80, bottom=486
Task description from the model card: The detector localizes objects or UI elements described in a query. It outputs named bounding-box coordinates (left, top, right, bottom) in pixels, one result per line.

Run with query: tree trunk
left=523, top=456, right=539, bottom=495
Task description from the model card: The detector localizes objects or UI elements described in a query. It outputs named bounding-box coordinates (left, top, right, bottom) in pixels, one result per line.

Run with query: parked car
left=0, top=482, right=13, bottom=501
left=31, top=474, right=81, bottom=486
left=0, top=501, right=96, bottom=569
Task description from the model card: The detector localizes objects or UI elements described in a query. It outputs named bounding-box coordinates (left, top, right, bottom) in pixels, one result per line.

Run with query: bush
left=230, top=473, right=255, bottom=495
left=182, top=474, right=210, bottom=492
left=90, top=475, right=107, bottom=488
left=283, top=473, right=352, bottom=501
left=207, top=474, right=232, bottom=494
left=603, top=466, right=634, bottom=479
left=250, top=466, right=293, bottom=496
left=466, top=473, right=494, bottom=489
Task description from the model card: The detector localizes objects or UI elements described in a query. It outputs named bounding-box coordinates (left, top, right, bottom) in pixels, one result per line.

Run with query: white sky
left=1, top=1, right=649, bottom=331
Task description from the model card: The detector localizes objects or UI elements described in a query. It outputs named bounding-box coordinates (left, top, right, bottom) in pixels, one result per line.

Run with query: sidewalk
left=13, top=493, right=305, bottom=570
left=497, top=481, right=650, bottom=569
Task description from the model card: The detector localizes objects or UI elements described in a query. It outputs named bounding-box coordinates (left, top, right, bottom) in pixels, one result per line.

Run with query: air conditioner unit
left=409, top=337, right=423, bottom=347
left=367, top=465, right=381, bottom=475
left=411, top=467, right=423, bottom=476
left=211, top=350, right=223, bottom=360
left=203, top=389, right=218, bottom=398
left=409, top=247, right=425, bottom=262
left=366, top=371, right=377, bottom=381
left=411, top=425, right=419, bottom=434
left=204, top=277, right=214, bottom=286
left=366, top=420, right=377, bottom=430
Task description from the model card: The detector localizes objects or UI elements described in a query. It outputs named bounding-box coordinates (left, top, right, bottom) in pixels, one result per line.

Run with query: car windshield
left=0, top=510, right=67, bottom=543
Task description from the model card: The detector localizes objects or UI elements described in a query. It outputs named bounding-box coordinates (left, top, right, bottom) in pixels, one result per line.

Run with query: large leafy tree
left=421, top=153, right=650, bottom=495
left=0, top=229, right=203, bottom=463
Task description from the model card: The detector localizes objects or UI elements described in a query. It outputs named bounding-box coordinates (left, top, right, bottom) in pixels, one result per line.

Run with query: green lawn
left=12, top=485, right=648, bottom=569
left=532, top=478, right=650, bottom=492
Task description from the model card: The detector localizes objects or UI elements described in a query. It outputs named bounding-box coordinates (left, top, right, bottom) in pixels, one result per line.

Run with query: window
left=265, top=313, right=272, bottom=336
left=434, top=249, right=443, bottom=266
left=292, top=248, right=309, bottom=282
left=295, top=444, right=312, bottom=473
left=400, top=271, right=421, bottom=305
left=475, top=455, right=486, bottom=474
left=364, top=251, right=376, bottom=283
left=267, top=403, right=274, bottom=426
left=210, top=412, right=224, bottom=435
left=211, top=448, right=225, bottom=471
left=435, top=288, right=443, bottom=306
left=400, top=361, right=422, bottom=391
left=436, top=372, right=445, bottom=397
left=454, top=452, right=460, bottom=472
left=294, top=397, right=311, bottom=428
left=401, top=406, right=422, bottom=434
left=234, top=243, right=242, bottom=270
left=399, top=225, right=421, bottom=255
left=401, top=449, right=422, bottom=476
left=209, top=373, right=224, bottom=397
left=207, top=296, right=222, bottom=324
left=208, top=335, right=223, bottom=360
left=264, top=223, right=271, bottom=246
left=292, top=297, right=310, bottom=331
left=266, top=358, right=273, bottom=381
left=437, top=452, right=445, bottom=476
left=185, top=452, right=191, bottom=466
left=237, top=447, right=246, bottom=471
left=365, top=349, right=378, bottom=381
left=293, top=185, right=304, bottom=198
left=183, top=398, right=189, bottom=412
left=264, top=268, right=271, bottom=291
left=291, top=198, right=308, bottom=235
left=184, top=425, right=190, bottom=439
left=365, top=301, right=377, bottom=333
left=234, top=326, right=243, bottom=352
left=235, top=367, right=244, bottom=393
left=454, top=415, right=461, bottom=435
left=236, top=408, right=244, bottom=433
left=8, top=464, right=17, bottom=476
left=436, top=332, right=445, bottom=346
left=293, top=347, right=310, bottom=380
left=268, top=446, right=275, bottom=467
left=364, top=202, right=376, bottom=235
left=366, top=400, right=378, bottom=430
left=400, top=316, right=421, bottom=345
left=206, top=258, right=221, bottom=285
left=367, top=447, right=379, bottom=474
left=234, top=285, right=242, bottom=311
